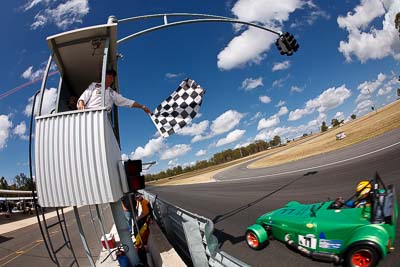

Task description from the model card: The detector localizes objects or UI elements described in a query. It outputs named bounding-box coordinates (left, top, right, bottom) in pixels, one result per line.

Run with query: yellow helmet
left=356, top=181, right=371, bottom=197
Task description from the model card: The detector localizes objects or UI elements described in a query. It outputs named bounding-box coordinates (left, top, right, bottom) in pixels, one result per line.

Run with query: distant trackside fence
left=141, top=190, right=251, bottom=267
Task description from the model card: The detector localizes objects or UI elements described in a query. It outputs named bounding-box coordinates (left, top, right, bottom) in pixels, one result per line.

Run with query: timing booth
left=34, top=21, right=134, bottom=208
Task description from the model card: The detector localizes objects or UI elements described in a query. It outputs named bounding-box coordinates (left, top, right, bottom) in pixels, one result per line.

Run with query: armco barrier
left=141, top=190, right=251, bottom=267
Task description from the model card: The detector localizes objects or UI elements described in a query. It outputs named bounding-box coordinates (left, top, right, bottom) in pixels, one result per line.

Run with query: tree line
left=145, top=136, right=282, bottom=182
left=2, top=136, right=285, bottom=187
left=320, top=114, right=356, bottom=133
left=0, top=173, right=34, bottom=191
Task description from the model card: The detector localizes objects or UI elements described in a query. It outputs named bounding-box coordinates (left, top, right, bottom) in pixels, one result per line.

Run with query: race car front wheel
left=344, top=244, right=380, bottom=267
left=245, top=230, right=266, bottom=250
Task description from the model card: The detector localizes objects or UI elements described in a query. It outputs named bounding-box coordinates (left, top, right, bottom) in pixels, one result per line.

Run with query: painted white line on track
left=220, top=141, right=400, bottom=182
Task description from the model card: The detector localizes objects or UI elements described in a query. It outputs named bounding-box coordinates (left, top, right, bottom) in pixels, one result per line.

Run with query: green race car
left=246, top=173, right=398, bottom=267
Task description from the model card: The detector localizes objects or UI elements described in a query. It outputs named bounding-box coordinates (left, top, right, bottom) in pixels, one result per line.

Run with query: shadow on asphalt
left=303, top=171, right=318, bottom=176
left=212, top=173, right=320, bottom=224
left=211, top=171, right=319, bottom=247
left=0, top=235, right=13, bottom=244
left=212, top=228, right=245, bottom=248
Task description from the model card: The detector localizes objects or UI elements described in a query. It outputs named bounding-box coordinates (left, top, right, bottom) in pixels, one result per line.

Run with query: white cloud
left=305, top=113, right=327, bottom=131
left=21, top=65, right=45, bottom=81
left=26, top=0, right=90, bottom=30
left=276, top=100, right=286, bottom=107
left=353, top=99, right=374, bottom=116
left=191, top=135, right=206, bottom=143
left=272, top=75, right=289, bottom=88
left=165, top=73, right=183, bottom=78
left=290, top=2, right=330, bottom=28
left=290, top=85, right=303, bottom=93
left=31, top=14, right=48, bottom=29
left=334, top=111, right=345, bottom=121
left=304, top=6, right=331, bottom=26
left=0, top=115, right=12, bottom=149
left=21, top=66, right=33, bottom=79
left=255, top=126, right=288, bottom=141
left=378, top=74, right=398, bottom=96
left=217, top=0, right=307, bottom=70
left=234, top=141, right=251, bottom=149
left=181, top=161, right=196, bottom=168
left=232, top=0, right=304, bottom=24
left=210, top=110, right=244, bottom=135
left=272, top=60, right=290, bottom=71
left=250, top=112, right=264, bottom=121
left=160, top=144, right=191, bottom=160
left=195, top=149, right=207, bottom=157
left=245, top=111, right=265, bottom=126
left=356, top=93, right=371, bottom=103
left=177, top=120, right=209, bottom=136
left=259, top=95, right=272, bottom=103
left=387, top=94, right=395, bottom=101
left=378, top=86, right=392, bottom=96
left=337, top=0, right=386, bottom=31
left=257, top=106, right=288, bottom=130
left=193, top=110, right=245, bottom=142
left=217, top=27, right=273, bottom=70
left=337, top=0, right=400, bottom=62
left=288, top=85, right=351, bottom=121
left=288, top=107, right=311, bottom=121
left=241, top=77, right=264, bottom=91
left=130, top=137, right=165, bottom=159
left=314, top=86, right=351, bottom=112
left=21, top=63, right=57, bottom=81
left=24, top=88, right=58, bottom=116
left=23, top=0, right=51, bottom=11
left=121, top=154, right=129, bottom=161
left=357, top=73, right=386, bottom=96
left=167, top=159, right=179, bottom=168
left=277, top=106, right=289, bottom=116
left=13, top=121, right=29, bottom=141
left=356, top=72, right=390, bottom=102
left=21, top=66, right=34, bottom=79
left=216, top=129, right=246, bottom=147
left=255, top=113, right=326, bottom=141
left=258, top=115, right=280, bottom=130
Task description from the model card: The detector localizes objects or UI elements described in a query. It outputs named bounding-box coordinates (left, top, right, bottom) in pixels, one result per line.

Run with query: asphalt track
left=148, top=128, right=400, bottom=267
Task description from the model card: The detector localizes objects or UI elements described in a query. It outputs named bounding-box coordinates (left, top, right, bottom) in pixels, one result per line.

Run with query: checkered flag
left=151, top=78, right=205, bottom=137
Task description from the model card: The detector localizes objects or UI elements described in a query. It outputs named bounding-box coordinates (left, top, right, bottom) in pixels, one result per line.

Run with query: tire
left=245, top=230, right=266, bottom=250
left=344, top=244, right=380, bottom=267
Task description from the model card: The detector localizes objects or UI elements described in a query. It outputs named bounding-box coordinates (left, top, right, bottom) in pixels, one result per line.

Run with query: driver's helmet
left=356, top=181, right=372, bottom=199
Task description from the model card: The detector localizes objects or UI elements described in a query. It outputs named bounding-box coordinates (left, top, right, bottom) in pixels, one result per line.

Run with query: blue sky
left=1, top=0, right=399, bottom=182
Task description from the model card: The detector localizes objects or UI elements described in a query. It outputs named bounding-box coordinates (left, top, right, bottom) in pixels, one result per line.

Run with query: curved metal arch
left=116, top=13, right=281, bottom=45
left=118, top=13, right=235, bottom=23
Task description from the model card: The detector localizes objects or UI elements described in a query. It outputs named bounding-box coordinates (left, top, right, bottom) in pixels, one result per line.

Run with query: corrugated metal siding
left=35, top=110, right=123, bottom=207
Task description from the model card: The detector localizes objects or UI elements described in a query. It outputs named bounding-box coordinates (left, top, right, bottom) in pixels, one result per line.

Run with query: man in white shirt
left=77, top=69, right=151, bottom=114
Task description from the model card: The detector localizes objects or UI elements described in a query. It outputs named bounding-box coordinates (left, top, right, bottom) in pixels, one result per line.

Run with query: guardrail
left=141, top=190, right=250, bottom=267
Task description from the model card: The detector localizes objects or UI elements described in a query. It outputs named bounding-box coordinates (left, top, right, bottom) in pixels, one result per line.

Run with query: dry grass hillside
left=249, top=100, right=400, bottom=168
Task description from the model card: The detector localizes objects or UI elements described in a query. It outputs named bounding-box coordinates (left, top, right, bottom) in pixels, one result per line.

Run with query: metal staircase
left=29, top=91, right=79, bottom=266
left=34, top=205, right=79, bottom=266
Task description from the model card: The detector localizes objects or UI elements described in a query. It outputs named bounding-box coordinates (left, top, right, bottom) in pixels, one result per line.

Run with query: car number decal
left=319, top=239, right=342, bottom=249
left=298, top=234, right=317, bottom=249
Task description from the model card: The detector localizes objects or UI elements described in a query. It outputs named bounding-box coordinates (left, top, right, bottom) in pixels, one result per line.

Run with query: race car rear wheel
left=245, top=230, right=265, bottom=250
left=344, top=245, right=380, bottom=267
